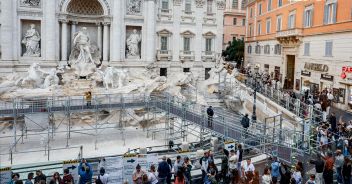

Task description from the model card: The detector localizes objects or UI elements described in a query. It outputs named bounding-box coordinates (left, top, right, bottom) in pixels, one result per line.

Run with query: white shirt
left=242, top=162, right=255, bottom=173
left=148, top=172, right=158, bottom=184
left=98, top=174, right=109, bottom=184
left=293, top=171, right=302, bottom=184
left=327, top=93, right=334, bottom=100
left=262, top=174, right=272, bottom=184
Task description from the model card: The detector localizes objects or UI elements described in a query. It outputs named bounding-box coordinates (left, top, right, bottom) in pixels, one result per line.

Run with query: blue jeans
left=337, top=167, right=342, bottom=184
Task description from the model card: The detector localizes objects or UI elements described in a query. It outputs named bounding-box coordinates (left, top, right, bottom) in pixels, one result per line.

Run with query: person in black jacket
left=207, top=106, right=214, bottom=128
left=279, top=163, right=291, bottom=184
left=329, top=112, right=337, bottom=132
left=158, top=156, right=171, bottom=184
left=309, top=154, right=325, bottom=184
left=342, top=157, right=351, bottom=184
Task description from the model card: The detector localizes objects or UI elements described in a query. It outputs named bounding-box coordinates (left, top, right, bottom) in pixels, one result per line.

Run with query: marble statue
left=15, top=63, right=45, bottom=88
left=22, top=24, right=41, bottom=57
left=127, top=0, right=142, bottom=15
left=20, top=0, right=40, bottom=7
left=126, top=29, right=141, bottom=57
left=69, top=27, right=101, bottom=78
left=97, top=67, right=129, bottom=90
left=43, top=69, right=59, bottom=88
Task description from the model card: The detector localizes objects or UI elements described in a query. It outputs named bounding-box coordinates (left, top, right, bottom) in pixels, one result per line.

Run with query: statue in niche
left=126, top=29, right=141, bottom=57
left=20, top=0, right=40, bottom=7
left=127, top=0, right=142, bottom=15
left=69, top=27, right=101, bottom=78
left=22, top=24, right=41, bottom=57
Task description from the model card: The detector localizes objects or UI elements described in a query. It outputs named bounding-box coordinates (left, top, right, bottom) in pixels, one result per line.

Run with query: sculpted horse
left=15, top=63, right=46, bottom=88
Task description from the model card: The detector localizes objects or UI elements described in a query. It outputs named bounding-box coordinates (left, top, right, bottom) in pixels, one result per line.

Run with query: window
left=160, top=68, right=167, bottom=77
left=161, top=0, right=169, bottom=10
left=205, top=68, right=211, bottom=80
left=248, top=45, right=252, bottom=54
left=232, top=0, right=238, bottom=9
left=264, top=45, right=270, bottom=54
left=184, top=37, right=190, bottom=51
left=183, top=68, right=190, bottom=72
left=161, top=36, right=168, bottom=51
left=241, top=0, right=246, bottom=10
left=288, top=11, right=296, bottom=29
left=250, top=8, right=253, bottom=18
left=258, top=3, right=262, bottom=15
left=249, top=24, right=253, bottom=36
left=276, top=15, right=282, bottom=31
left=185, top=0, right=192, bottom=13
left=205, top=38, right=212, bottom=52
left=267, top=0, right=272, bottom=11
left=266, top=19, right=271, bottom=34
left=274, top=44, right=281, bottom=55
left=304, top=6, right=313, bottom=27
left=242, top=19, right=246, bottom=26
left=255, top=45, right=261, bottom=54
left=324, top=1, right=337, bottom=24
left=325, top=41, right=333, bottom=56
left=278, top=0, right=282, bottom=7
left=257, top=22, right=261, bottom=35
left=233, top=18, right=237, bottom=25
left=304, top=42, right=310, bottom=56
left=207, top=0, right=213, bottom=14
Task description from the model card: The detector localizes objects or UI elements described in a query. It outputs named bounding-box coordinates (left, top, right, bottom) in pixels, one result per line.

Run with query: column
left=0, top=0, right=14, bottom=60
left=97, top=23, right=103, bottom=60
left=103, top=23, right=109, bottom=61
left=61, top=20, right=68, bottom=61
left=43, top=0, right=57, bottom=61
left=145, top=0, right=156, bottom=62
left=71, top=21, right=77, bottom=44
left=110, top=0, right=123, bottom=61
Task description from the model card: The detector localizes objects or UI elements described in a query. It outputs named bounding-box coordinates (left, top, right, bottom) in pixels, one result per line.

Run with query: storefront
left=300, top=71, right=311, bottom=91
left=320, top=74, right=334, bottom=91
left=340, top=66, right=352, bottom=110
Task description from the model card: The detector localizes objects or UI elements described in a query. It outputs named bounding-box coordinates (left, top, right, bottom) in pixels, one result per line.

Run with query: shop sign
left=321, top=74, right=334, bottom=81
left=304, top=63, right=329, bottom=72
left=341, top=66, right=352, bottom=79
left=301, top=71, right=311, bottom=77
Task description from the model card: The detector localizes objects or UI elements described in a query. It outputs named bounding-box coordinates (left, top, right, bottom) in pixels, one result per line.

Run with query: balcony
left=181, top=10, right=195, bottom=23
left=158, top=8, right=172, bottom=21
left=276, top=28, right=303, bottom=47
left=202, top=51, right=216, bottom=62
left=157, top=50, right=172, bottom=61
left=179, top=50, right=195, bottom=62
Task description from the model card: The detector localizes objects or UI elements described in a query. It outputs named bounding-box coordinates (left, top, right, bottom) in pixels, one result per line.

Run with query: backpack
left=241, top=117, right=249, bottom=128
left=95, top=175, right=103, bottom=184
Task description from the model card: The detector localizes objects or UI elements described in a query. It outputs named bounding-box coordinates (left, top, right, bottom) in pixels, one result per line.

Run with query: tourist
left=63, top=169, right=74, bottom=184
left=206, top=169, right=218, bottom=184
left=335, top=150, right=344, bottom=184
left=207, top=161, right=218, bottom=181
left=78, top=159, right=93, bottom=184
left=219, top=147, right=229, bottom=181
left=174, top=170, right=185, bottom=184
left=49, top=172, right=64, bottom=184
left=34, top=170, right=46, bottom=184
left=241, top=114, right=250, bottom=130
left=166, top=158, right=172, bottom=184
left=279, top=163, right=291, bottom=184
left=305, top=174, right=316, bottom=184
left=262, top=167, right=272, bottom=184
left=241, top=158, right=255, bottom=177
left=230, top=169, right=241, bottom=184
left=9, top=173, right=20, bottom=184
left=15, top=181, right=23, bottom=184
left=157, top=156, right=170, bottom=184
left=329, top=112, right=337, bottom=132
left=252, top=170, right=260, bottom=184
left=271, top=157, right=280, bottom=183
left=342, top=157, right=351, bottom=184
left=141, top=174, right=149, bottom=184
left=173, top=155, right=183, bottom=177
left=309, top=154, right=324, bottom=184
left=147, top=165, right=158, bottom=184
left=292, top=166, right=302, bottom=184
left=207, top=106, right=214, bottom=128
left=200, top=151, right=210, bottom=181
left=183, top=157, right=192, bottom=184
left=322, top=152, right=334, bottom=184
left=96, top=167, right=109, bottom=184
left=132, top=164, right=145, bottom=184
left=343, top=140, right=350, bottom=157
left=25, top=173, right=34, bottom=184
left=236, top=144, right=243, bottom=174
left=84, top=91, right=92, bottom=107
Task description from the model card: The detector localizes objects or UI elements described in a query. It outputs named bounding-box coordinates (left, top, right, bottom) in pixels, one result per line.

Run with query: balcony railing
left=276, top=28, right=303, bottom=38
left=157, top=50, right=172, bottom=61
left=202, top=51, right=216, bottom=62
left=179, top=50, right=195, bottom=61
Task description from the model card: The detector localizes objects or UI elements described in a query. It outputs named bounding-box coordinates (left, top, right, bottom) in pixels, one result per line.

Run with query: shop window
left=160, top=68, right=167, bottom=77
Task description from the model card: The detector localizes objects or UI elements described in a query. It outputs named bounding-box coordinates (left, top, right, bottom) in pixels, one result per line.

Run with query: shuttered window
left=266, top=19, right=271, bottom=34
left=257, top=22, right=261, bottom=35
left=248, top=45, right=252, bottom=54
left=232, top=0, right=238, bottom=9
left=161, top=0, right=169, bottom=10
left=276, top=16, right=282, bottom=31
left=206, top=38, right=212, bottom=52
left=184, top=37, right=190, bottom=51
left=264, top=45, right=270, bottom=54
left=324, top=1, right=337, bottom=24
left=258, top=3, right=262, bottom=15
left=185, top=0, right=192, bottom=13
left=267, top=0, right=272, bottom=11
left=274, top=44, right=281, bottom=55
left=233, top=18, right=237, bottom=25
left=242, top=19, right=246, bottom=26
left=288, top=12, right=296, bottom=29
left=325, top=41, right=333, bottom=56
left=161, top=36, right=168, bottom=51
left=304, top=6, right=313, bottom=28
left=278, top=0, right=282, bottom=7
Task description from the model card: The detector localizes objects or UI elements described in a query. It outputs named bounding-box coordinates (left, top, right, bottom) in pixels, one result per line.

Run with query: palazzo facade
left=0, top=0, right=225, bottom=79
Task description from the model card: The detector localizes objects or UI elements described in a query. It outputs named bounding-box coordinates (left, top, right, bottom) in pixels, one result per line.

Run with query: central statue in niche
left=126, top=29, right=141, bottom=58
left=69, top=27, right=101, bottom=78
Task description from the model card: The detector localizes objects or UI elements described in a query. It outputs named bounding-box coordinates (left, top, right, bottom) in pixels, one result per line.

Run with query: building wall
left=223, top=0, right=246, bottom=49
left=244, top=0, right=352, bottom=110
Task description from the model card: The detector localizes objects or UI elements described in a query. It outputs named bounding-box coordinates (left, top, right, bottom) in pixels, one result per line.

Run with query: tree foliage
left=222, top=39, right=244, bottom=67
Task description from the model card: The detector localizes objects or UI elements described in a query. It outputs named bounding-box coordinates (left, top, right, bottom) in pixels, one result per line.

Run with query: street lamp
left=252, top=65, right=260, bottom=123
